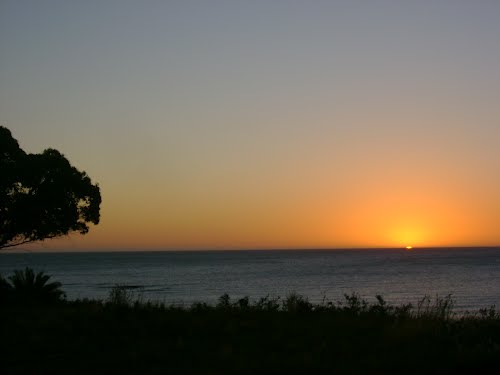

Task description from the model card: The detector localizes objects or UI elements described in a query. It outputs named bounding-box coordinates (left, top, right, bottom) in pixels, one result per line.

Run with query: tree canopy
left=0, top=126, right=101, bottom=249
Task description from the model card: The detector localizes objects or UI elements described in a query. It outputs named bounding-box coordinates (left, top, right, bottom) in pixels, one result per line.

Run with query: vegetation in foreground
left=1, top=269, right=500, bottom=375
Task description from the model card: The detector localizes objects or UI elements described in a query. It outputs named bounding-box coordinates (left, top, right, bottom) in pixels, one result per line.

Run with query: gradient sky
left=1, top=1, right=499, bottom=250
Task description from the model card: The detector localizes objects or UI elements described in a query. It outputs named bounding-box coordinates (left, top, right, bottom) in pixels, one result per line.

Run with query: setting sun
left=406, top=246, right=413, bottom=250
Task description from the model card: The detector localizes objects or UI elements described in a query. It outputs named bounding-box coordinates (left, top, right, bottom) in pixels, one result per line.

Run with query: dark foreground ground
left=1, top=295, right=500, bottom=375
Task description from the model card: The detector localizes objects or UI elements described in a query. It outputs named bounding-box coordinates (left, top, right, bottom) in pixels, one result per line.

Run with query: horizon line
left=2, top=245, right=500, bottom=254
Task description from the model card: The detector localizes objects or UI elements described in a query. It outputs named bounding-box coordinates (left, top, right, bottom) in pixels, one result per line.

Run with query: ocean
left=1, top=248, right=499, bottom=312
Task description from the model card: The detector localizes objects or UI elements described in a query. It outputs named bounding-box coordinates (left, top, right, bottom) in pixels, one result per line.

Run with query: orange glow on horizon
left=15, top=142, right=500, bottom=251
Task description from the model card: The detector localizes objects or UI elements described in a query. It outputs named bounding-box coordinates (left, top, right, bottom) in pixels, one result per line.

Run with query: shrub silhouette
left=255, top=295, right=281, bottom=311
left=283, top=292, right=313, bottom=312
left=216, top=293, right=232, bottom=309
left=107, top=285, right=135, bottom=306
left=340, top=292, right=369, bottom=314
left=416, top=294, right=455, bottom=320
left=6, top=267, right=66, bottom=304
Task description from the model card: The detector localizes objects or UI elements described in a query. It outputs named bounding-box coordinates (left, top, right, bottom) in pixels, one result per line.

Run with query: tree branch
left=0, top=234, right=60, bottom=250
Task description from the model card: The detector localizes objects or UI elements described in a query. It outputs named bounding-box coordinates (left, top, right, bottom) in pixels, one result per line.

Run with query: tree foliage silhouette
left=0, top=126, right=101, bottom=249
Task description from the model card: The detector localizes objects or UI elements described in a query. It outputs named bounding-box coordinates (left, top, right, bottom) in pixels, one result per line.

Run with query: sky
left=1, top=1, right=499, bottom=250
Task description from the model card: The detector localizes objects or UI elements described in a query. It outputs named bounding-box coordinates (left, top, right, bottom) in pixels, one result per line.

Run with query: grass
left=1, top=287, right=500, bottom=374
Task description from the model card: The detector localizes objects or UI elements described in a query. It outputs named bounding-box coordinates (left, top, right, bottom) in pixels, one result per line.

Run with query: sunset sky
left=1, top=1, right=499, bottom=250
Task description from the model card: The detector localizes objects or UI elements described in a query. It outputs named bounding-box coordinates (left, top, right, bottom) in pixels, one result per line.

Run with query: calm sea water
left=1, top=248, right=499, bottom=312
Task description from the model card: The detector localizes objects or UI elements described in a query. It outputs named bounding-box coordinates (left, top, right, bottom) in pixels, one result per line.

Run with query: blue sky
left=1, top=1, right=499, bottom=249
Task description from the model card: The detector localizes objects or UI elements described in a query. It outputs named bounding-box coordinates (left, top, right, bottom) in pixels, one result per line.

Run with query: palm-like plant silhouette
left=0, top=274, right=12, bottom=302
left=7, top=267, right=66, bottom=303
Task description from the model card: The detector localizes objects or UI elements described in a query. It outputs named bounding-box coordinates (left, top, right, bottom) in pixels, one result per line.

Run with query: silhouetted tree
left=0, top=126, right=101, bottom=249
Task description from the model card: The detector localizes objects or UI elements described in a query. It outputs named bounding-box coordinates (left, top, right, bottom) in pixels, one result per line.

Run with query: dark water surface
left=1, top=248, right=499, bottom=312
